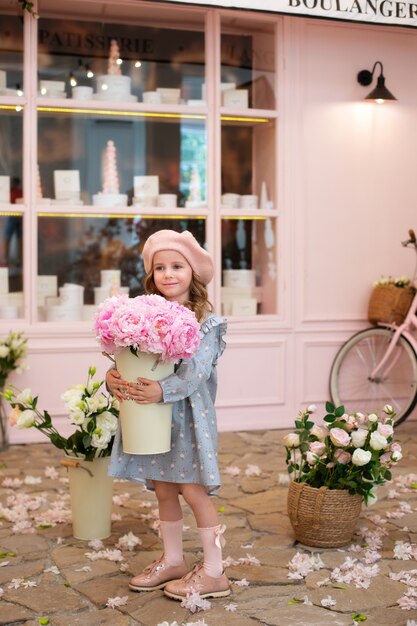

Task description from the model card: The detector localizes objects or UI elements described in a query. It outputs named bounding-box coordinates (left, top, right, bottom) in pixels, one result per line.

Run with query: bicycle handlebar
left=401, top=229, right=417, bottom=248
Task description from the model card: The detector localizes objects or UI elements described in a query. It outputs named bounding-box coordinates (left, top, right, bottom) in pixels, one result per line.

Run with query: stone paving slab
left=1, top=425, right=417, bottom=625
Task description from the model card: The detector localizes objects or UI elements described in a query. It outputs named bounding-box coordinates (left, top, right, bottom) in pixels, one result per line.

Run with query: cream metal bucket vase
left=61, top=457, right=113, bottom=540
left=115, top=348, right=174, bottom=455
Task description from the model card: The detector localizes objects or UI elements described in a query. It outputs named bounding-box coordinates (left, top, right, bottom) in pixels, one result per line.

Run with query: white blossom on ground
left=223, top=556, right=240, bottom=567
left=224, top=602, right=238, bottom=611
left=111, top=513, right=122, bottom=521
left=245, top=464, right=262, bottom=477
left=74, top=566, right=92, bottom=572
left=241, top=542, right=254, bottom=549
left=44, top=566, right=60, bottom=574
left=8, top=578, right=24, bottom=589
left=120, top=562, right=129, bottom=572
left=321, top=595, right=336, bottom=607
left=88, top=539, right=104, bottom=550
left=398, top=588, right=417, bottom=610
left=0, top=561, right=9, bottom=568
left=277, top=472, right=291, bottom=486
left=180, top=591, right=212, bottom=612
left=287, top=552, right=325, bottom=580
left=24, top=476, right=42, bottom=485
left=406, top=620, right=417, bottom=625
left=157, top=622, right=179, bottom=626
left=233, top=578, right=249, bottom=586
left=394, top=541, right=416, bottom=560
left=112, top=492, right=131, bottom=506
left=21, top=580, right=37, bottom=588
left=105, top=595, right=129, bottom=608
left=116, top=531, right=141, bottom=551
left=238, top=553, right=260, bottom=566
left=184, top=621, right=210, bottom=626
left=85, top=548, right=123, bottom=562
left=44, top=466, right=59, bottom=479
left=0, top=587, right=3, bottom=598
left=224, top=465, right=241, bottom=477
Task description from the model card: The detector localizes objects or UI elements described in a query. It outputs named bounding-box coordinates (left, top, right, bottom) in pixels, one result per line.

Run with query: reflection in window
left=0, top=213, right=23, bottom=319
left=37, top=216, right=206, bottom=307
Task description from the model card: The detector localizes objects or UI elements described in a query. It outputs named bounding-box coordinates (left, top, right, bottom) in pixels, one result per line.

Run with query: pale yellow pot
left=64, top=456, right=114, bottom=540
left=115, top=348, right=174, bottom=455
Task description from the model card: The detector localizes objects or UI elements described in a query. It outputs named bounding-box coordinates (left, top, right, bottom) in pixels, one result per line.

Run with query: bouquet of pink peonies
left=284, top=402, right=402, bottom=505
left=94, top=294, right=201, bottom=362
left=93, top=294, right=202, bottom=455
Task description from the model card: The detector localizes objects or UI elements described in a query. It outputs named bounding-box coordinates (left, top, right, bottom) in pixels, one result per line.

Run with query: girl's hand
left=106, top=369, right=129, bottom=402
left=127, top=377, right=163, bottom=404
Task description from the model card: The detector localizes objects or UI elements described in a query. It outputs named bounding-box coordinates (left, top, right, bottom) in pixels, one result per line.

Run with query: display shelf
left=0, top=1, right=281, bottom=321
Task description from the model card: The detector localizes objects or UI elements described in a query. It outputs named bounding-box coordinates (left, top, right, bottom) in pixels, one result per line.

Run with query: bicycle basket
left=368, top=283, right=414, bottom=325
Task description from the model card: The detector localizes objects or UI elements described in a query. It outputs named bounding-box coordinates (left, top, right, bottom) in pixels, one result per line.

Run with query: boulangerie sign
left=160, top=0, right=417, bottom=28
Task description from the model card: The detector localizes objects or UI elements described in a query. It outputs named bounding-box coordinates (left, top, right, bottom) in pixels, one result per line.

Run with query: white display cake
left=94, top=75, right=137, bottom=102
left=93, top=39, right=137, bottom=102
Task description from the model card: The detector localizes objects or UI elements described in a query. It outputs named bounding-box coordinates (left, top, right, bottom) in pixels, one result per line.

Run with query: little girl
left=107, top=229, right=230, bottom=600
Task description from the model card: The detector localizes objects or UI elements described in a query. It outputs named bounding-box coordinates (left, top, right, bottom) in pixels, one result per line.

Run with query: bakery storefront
left=1, top=0, right=417, bottom=442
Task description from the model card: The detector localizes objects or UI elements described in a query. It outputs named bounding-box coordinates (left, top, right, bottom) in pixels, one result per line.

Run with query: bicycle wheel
left=329, top=327, right=417, bottom=425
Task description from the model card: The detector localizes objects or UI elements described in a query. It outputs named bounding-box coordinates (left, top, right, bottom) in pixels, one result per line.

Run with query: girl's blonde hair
left=144, top=271, right=213, bottom=323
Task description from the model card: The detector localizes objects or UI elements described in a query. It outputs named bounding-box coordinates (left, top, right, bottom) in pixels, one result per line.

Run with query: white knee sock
left=160, top=519, right=184, bottom=566
left=198, top=524, right=226, bottom=578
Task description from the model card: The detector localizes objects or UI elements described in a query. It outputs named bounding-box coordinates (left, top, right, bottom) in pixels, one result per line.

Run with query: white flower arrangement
left=372, top=275, right=411, bottom=288
left=4, top=366, right=119, bottom=460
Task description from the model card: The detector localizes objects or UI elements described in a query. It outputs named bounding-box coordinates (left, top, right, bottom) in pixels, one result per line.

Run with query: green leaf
left=410, top=483, right=417, bottom=489
left=295, top=420, right=303, bottom=429
left=331, top=583, right=347, bottom=589
left=218, top=505, right=225, bottom=512
left=38, top=619, right=50, bottom=625
left=36, top=524, right=52, bottom=529
left=305, top=421, right=314, bottom=429
left=334, top=405, right=345, bottom=417
left=0, top=551, right=16, bottom=558
left=288, top=598, right=303, bottom=605
left=324, top=415, right=336, bottom=423
left=352, top=613, right=367, bottom=622
left=64, top=583, right=71, bottom=588
left=288, top=466, right=294, bottom=473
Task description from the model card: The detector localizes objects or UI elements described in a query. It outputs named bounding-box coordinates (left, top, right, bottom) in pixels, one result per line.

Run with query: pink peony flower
left=94, top=294, right=201, bottom=364
left=329, top=427, right=351, bottom=447
left=335, top=449, right=352, bottom=464
left=309, top=441, right=326, bottom=457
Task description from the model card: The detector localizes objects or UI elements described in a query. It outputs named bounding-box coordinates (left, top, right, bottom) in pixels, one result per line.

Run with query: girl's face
left=152, top=250, right=193, bottom=304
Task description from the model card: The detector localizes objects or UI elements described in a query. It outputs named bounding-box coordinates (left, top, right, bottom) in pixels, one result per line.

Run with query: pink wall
left=8, top=14, right=417, bottom=444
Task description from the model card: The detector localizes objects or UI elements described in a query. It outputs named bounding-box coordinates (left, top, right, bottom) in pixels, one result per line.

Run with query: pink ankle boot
left=164, top=563, right=231, bottom=600
left=129, top=554, right=188, bottom=592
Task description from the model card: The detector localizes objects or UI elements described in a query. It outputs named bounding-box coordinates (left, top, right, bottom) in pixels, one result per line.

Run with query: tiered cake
left=94, top=39, right=137, bottom=102
left=92, top=140, right=128, bottom=207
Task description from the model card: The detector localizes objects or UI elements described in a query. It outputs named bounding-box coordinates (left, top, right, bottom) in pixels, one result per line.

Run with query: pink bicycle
left=329, top=230, right=417, bottom=425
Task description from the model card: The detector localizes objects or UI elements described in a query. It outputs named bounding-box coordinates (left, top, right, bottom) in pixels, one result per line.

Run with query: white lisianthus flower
left=383, top=404, right=394, bottom=415
left=69, top=409, right=86, bottom=425
left=16, top=409, right=37, bottom=428
left=352, top=448, right=372, bottom=466
left=96, top=411, right=118, bottom=435
left=0, top=345, right=10, bottom=358
left=112, top=398, right=120, bottom=411
left=91, top=428, right=112, bottom=449
left=391, top=450, right=403, bottom=462
left=15, top=388, right=33, bottom=404
left=85, top=395, right=101, bottom=414
left=283, top=433, right=300, bottom=448
left=61, top=387, right=84, bottom=406
left=95, top=393, right=109, bottom=411
left=307, top=404, right=317, bottom=413
left=370, top=431, right=388, bottom=451
left=351, top=428, right=368, bottom=448
left=368, top=413, right=378, bottom=423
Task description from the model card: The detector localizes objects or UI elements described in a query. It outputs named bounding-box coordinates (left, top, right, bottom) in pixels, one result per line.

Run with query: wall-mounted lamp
left=357, top=61, right=397, bottom=103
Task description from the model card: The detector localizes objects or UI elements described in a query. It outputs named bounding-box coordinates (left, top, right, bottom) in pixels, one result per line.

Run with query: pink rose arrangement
left=94, top=294, right=201, bottom=363
left=284, top=402, right=402, bottom=504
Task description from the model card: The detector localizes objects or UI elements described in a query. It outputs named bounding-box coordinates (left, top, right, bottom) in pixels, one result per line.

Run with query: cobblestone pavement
left=1, top=423, right=417, bottom=626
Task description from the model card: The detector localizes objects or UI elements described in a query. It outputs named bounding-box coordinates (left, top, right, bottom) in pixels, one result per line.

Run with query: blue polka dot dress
left=108, top=315, right=227, bottom=494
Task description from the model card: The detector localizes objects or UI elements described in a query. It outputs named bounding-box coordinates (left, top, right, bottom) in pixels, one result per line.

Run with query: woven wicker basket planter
left=287, top=482, right=362, bottom=548
left=368, top=284, right=414, bottom=326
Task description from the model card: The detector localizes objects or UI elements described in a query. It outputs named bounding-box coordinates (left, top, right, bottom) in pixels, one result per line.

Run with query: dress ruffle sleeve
left=159, top=315, right=227, bottom=403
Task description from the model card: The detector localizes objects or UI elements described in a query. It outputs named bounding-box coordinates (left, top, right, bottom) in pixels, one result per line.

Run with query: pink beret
left=143, top=230, right=214, bottom=285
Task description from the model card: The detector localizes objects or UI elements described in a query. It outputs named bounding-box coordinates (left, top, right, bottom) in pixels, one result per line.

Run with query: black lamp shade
left=365, top=75, right=397, bottom=102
